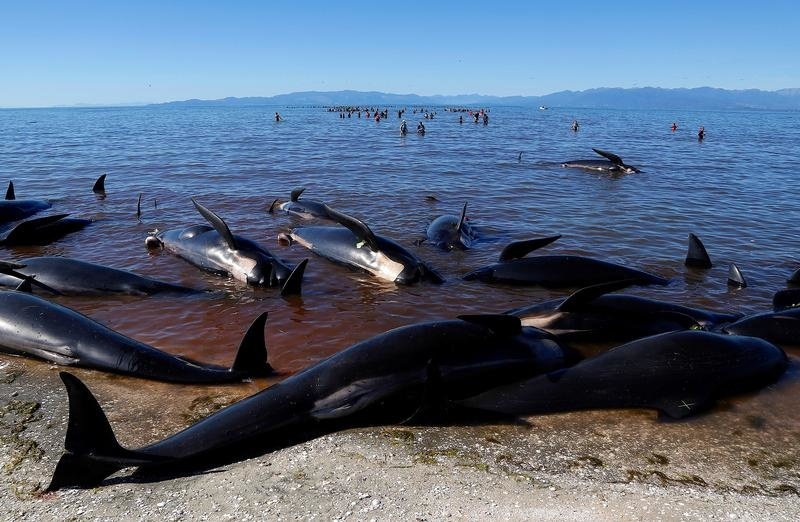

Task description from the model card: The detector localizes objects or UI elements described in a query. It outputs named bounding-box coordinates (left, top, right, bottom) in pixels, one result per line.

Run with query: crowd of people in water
left=315, top=106, right=706, bottom=140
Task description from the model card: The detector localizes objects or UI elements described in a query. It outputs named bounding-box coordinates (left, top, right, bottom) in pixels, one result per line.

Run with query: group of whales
left=0, top=179, right=795, bottom=490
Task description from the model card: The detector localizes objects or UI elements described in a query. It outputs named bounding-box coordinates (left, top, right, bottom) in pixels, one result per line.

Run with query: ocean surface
left=1, top=104, right=799, bottom=436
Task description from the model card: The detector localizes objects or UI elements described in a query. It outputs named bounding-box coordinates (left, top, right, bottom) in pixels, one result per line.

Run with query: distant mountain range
left=154, top=87, right=800, bottom=111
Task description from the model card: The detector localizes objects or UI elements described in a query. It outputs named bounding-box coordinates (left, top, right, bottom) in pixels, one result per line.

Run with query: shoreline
left=2, top=358, right=799, bottom=520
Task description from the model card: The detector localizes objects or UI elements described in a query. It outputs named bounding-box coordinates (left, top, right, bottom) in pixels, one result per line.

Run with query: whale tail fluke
left=47, top=372, right=158, bottom=491
left=498, top=235, right=562, bottom=262
left=231, top=312, right=273, bottom=376
left=280, top=258, right=308, bottom=297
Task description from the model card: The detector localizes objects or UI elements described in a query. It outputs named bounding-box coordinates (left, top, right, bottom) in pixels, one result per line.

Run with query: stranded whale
left=47, top=315, right=575, bottom=490
left=147, top=198, right=307, bottom=295
left=561, top=148, right=640, bottom=174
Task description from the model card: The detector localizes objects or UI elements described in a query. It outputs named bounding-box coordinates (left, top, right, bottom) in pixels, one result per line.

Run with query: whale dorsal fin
left=231, top=312, right=272, bottom=376
left=592, top=148, right=624, bottom=165
left=727, top=263, right=747, bottom=288
left=267, top=198, right=280, bottom=213
left=685, top=233, right=712, bottom=269
left=191, top=198, right=238, bottom=250
left=456, top=202, right=468, bottom=233
left=457, top=314, right=522, bottom=335
left=92, top=174, right=106, bottom=194
left=558, top=279, right=643, bottom=312
left=136, top=193, right=142, bottom=219
left=5, top=181, right=15, bottom=200
left=499, top=235, right=561, bottom=262
left=323, top=204, right=379, bottom=251
left=290, top=187, right=306, bottom=202
left=280, top=258, right=308, bottom=297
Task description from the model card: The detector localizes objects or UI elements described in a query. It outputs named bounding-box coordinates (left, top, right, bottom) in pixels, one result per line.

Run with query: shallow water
left=0, top=104, right=798, bottom=406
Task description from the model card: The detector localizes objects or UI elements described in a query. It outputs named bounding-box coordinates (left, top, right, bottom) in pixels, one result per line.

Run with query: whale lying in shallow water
left=561, top=148, right=640, bottom=174
left=0, top=290, right=272, bottom=382
left=285, top=204, right=444, bottom=285
left=47, top=315, right=575, bottom=489
left=463, top=236, right=669, bottom=288
left=458, top=330, right=787, bottom=419
left=147, top=198, right=307, bottom=295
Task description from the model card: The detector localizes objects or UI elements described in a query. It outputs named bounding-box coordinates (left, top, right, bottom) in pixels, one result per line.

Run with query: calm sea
left=1, top=104, right=799, bottom=415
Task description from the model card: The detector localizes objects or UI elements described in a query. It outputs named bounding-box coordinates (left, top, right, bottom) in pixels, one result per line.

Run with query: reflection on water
left=1, top=105, right=799, bottom=447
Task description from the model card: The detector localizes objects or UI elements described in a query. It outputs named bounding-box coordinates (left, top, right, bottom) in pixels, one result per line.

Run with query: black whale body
left=561, top=148, right=640, bottom=174
left=425, top=202, right=475, bottom=251
left=507, top=280, right=742, bottom=342
left=0, top=290, right=271, bottom=382
left=458, top=330, right=788, bottom=419
left=463, top=235, right=669, bottom=288
left=268, top=187, right=331, bottom=220
left=48, top=315, right=575, bottom=490
left=0, top=257, right=202, bottom=296
left=722, top=307, right=800, bottom=347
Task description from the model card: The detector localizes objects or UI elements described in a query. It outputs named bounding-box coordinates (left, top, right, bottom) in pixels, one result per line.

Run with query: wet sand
left=2, top=357, right=799, bottom=520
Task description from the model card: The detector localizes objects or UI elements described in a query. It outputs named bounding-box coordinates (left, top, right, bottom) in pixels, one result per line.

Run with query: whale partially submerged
left=47, top=315, right=575, bottom=490
left=285, top=204, right=444, bottom=285
left=507, top=279, right=742, bottom=343
left=424, top=202, right=476, bottom=251
left=0, top=290, right=272, bottom=382
left=268, top=187, right=331, bottom=220
left=147, top=198, right=307, bottom=295
left=562, top=148, right=640, bottom=174
left=0, top=257, right=202, bottom=296
left=459, top=330, right=787, bottom=419
left=463, top=236, right=669, bottom=288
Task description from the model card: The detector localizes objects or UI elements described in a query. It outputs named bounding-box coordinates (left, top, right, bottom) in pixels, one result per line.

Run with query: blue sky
left=1, top=1, right=797, bottom=107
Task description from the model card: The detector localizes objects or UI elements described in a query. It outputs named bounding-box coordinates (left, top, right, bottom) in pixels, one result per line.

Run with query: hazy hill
left=155, top=87, right=800, bottom=111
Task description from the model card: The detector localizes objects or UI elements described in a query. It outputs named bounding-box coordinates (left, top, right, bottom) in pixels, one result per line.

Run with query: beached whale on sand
left=463, top=235, right=669, bottom=288
left=0, top=289, right=272, bottom=382
left=268, top=187, right=331, bottom=220
left=458, top=330, right=787, bottom=419
left=506, top=279, right=742, bottom=343
left=47, top=315, right=576, bottom=490
left=0, top=256, right=202, bottom=296
left=146, top=198, right=307, bottom=295
left=284, top=204, right=444, bottom=285
left=561, top=148, right=640, bottom=174
left=423, top=202, right=476, bottom=251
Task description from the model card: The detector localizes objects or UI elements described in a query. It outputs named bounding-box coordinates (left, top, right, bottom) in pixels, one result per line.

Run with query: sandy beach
left=2, top=356, right=798, bottom=521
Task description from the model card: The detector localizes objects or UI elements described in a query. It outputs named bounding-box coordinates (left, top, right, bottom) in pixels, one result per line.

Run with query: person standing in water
left=400, top=120, right=408, bottom=136
left=698, top=126, right=705, bottom=141
left=571, top=120, right=579, bottom=132
left=671, top=122, right=678, bottom=132
left=275, top=112, right=282, bottom=122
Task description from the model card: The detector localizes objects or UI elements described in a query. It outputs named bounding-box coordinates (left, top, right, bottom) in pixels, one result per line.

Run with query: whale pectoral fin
left=456, top=202, right=468, bottom=233
left=290, top=187, right=306, bottom=202
left=655, top=393, right=713, bottom=420
left=231, top=312, right=272, bottom=377
left=191, top=198, right=239, bottom=250
left=92, top=174, right=107, bottom=194
left=47, top=373, right=160, bottom=491
left=279, top=259, right=308, bottom=297
left=457, top=314, right=522, bottom=335
left=323, top=204, right=380, bottom=251
left=498, top=235, right=561, bottom=262
left=311, top=381, right=385, bottom=420
left=5, top=181, right=15, bottom=200
left=558, top=279, right=644, bottom=312
left=685, top=233, right=712, bottom=269
left=592, top=148, right=624, bottom=165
